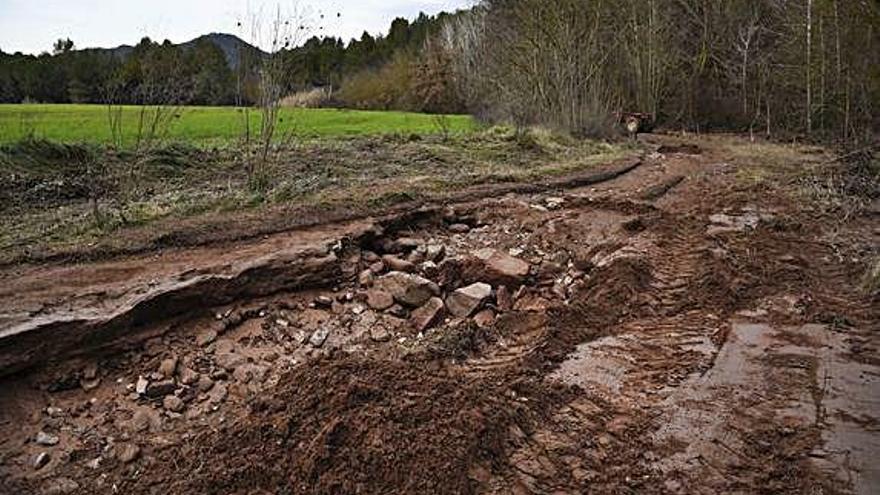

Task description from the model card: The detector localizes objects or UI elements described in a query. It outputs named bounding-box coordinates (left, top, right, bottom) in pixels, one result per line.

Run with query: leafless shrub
left=238, top=3, right=312, bottom=193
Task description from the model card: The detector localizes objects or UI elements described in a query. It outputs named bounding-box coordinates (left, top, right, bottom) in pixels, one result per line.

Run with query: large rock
left=446, top=282, right=492, bottom=318
left=382, top=255, right=416, bottom=273
left=472, top=248, right=530, bottom=286
left=366, top=289, right=394, bottom=311
left=375, top=271, right=440, bottom=307
left=410, top=297, right=445, bottom=332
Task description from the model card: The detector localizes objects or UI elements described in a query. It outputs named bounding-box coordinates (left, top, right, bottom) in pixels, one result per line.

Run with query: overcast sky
left=0, top=0, right=473, bottom=55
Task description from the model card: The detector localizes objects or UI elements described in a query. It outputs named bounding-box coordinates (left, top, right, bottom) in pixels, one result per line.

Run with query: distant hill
left=86, top=33, right=263, bottom=69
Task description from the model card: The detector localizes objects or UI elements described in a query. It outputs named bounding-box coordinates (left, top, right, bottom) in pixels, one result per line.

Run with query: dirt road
left=1, top=134, right=877, bottom=494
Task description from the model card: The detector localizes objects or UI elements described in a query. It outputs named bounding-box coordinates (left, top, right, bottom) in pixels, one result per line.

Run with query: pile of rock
left=354, top=238, right=537, bottom=333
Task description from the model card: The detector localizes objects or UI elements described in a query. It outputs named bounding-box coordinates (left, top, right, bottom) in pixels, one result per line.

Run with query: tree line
left=440, top=0, right=879, bottom=141
left=0, top=11, right=452, bottom=107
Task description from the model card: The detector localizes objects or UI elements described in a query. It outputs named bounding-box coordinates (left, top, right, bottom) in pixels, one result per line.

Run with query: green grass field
left=0, top=104, right=477, bottom=146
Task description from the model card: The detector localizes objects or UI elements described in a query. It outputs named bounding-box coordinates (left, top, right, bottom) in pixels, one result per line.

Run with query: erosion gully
left=0, top=136, right=877, bottom=495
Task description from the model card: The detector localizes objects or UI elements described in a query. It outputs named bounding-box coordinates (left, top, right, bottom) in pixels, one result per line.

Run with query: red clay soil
left=1, top=134, right=877, bottom=495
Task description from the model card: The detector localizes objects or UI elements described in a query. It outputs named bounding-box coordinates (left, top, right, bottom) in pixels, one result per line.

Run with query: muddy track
left=0, top=136, right=877, bottom=495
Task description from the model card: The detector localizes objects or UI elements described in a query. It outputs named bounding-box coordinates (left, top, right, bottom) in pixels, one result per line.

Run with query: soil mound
left=147, top=354, right=567, bottom=495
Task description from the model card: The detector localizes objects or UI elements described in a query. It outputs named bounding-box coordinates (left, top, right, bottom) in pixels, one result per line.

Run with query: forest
left=1, top=1, right=878, bottom=141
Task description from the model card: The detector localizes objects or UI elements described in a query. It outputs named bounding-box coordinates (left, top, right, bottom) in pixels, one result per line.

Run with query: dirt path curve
left=0, top=134, right=877, bottom=495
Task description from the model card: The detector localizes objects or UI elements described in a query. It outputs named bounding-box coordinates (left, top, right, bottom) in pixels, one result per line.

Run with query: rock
left=314, top=295, right=334, bottom=308
left=33, top=452, right=50, bottom=470
left=382, top=255, right=416, bottom=273
left=448, top=223, right=471, bottom=233
left=426, top=244, right=446, bottom=262
left=85, top=457, right=101, bottom=470
left=197, top=376, right=215, bottom=393
left=215, top=351, right=245, bottom=372
left=472, top=248, right=530, bottom=286
left=369, top=261, right=385, bottom=274
left=514, top=293, right=552, bottom=312
left=420, top=261, right=439, bottom=278
left=366, top=289, right=395, bottom=311
left=496, top=285, right=513, bottom=311
left=208, top=383, right=228, bottom=404
left=82, top=363, right=98, bottom=380
left=406, top=250, right=426, bottom=264
left=375, top=271, right=441, bottom=307
left=196, top=329, right=218, bottom=347
left=446, top=282, right=492, bottom=318
left=310, top=327, right=331, bottom=347
left=545, top=197, right=565, bottom=210
left=388, top=304, right=409, bottom=318
left=162, top=395, right=185, bottom=413
left=410, top=297, right=446, bottom=332
left=157, top=357, right=178, bottom=378
left=135, top=376, right=149, bottom=396
left=45, top=406, right=64, bottom=417
left=358, top=269, right=375, bottom=287
left=144, top=380, right=176, bottom=398
left=395, top=237, right=422, bottom=251
left=362, top=250, right=381, bottom=263
left=35, top=431, right=59, bottom=446
left=80, top=378, right=101, bottom=391
left=43, top=478, right=79, bottom=495
left=130, top=408, right=159, bottom=432
left=538, top=261, right=565, bottom=281
left=116, top=443, right=141, bottom=464
left=473, top=309, right=496, bottom=328
left=179, top=367, right=199, bottom=386
left=370, top=325, right=392, bottom=342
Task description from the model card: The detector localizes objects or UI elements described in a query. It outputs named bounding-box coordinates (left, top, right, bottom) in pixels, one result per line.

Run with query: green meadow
left=0, top=104, right=477, bottom=146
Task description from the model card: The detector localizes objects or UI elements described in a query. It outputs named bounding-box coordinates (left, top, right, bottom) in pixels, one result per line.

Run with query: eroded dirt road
left=1, top=135, right=877, bottom=494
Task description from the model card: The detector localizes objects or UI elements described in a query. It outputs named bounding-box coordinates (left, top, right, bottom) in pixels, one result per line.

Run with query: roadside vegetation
left=0, top=127, right=636, bottom=264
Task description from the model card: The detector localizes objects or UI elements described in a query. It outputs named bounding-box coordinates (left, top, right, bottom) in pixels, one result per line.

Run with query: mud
left=0, top=135, right=877, bottom=495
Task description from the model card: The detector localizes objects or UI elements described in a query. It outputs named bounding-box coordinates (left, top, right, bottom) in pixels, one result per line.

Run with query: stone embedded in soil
left=215, top=351, right=245, bottom=372
left=358, top=269, right=375, bottom=287
left=426, top=244, right=446, bottom=262
left=472, top=248, right=530, bottom=286
left=420, top=261, right=439, bottom=279
left=145, top=380, right=176, bottom=398
left=157, top=357, right=178, bottom=378
left=80, top=378, right=100, bottom=391
left=44, top=478, right=79, bottom=495
left=130, top=409, right=158, bottom=432
left=162, top=395, right=185, bottom=413
left=382, top=255, right=416, bottom=273
left=370, top=325, right=392, bottom=342
left=196, top=329, right=218, bottom=347
left=410, top=297, right=446, bottom=332
left=388, top=304, right=409, bottom=318
left=496, top=285, right=513, bottom=311
left=208, top=383, right=227, bottom=404
left=375, top=271, right=441, bottom=308
left=197, top=376, right=215, bottom=393
left=35, top=431, right=60, bottom=446
left=366, top=290, right=395, bottom=311
left=116, top=443, right=141, bottom=464
left=395, top=237, right=422, bottom=251
left=135, top=376, right=149, bottom=396
left=473, top=309, right=496, bottom=328
left=310, top=327, right=331, bottom=347
left=446, top=282, right=493, bottom=318
left=33, top=452, right=50, bottom=470
left=314, top=295, right=334, bottom=308
left=369, top=261, right=385, bottom=275
left=82, top=363, right=98, bottom=380
left=513, top=292, right=552, bottom=312
left=448, top=223, right=471, bottom=233
left=179, top=367, right=199, bottom=386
